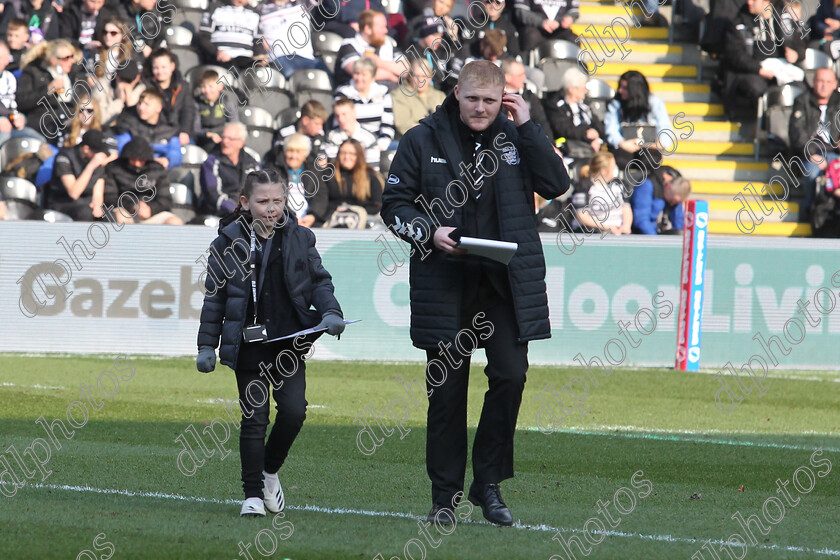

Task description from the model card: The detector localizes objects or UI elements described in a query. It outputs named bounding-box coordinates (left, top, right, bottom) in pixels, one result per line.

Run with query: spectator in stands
left=323, top=138, right=383, bottom=227
left=58, top=93, right=105, bottom=149
left=325, top=0, right=387, bottom=38
left=142, top=49, right=195, bottom=146
left=720, top=0, right=806, bottom=118
left=789, top=68, right=840, bottom=221
left=263, top=132, right=328, bottom=227
left=112, top=89, right=183, bottom=169
left=513, top=0, right=578, bottom=53
left=104, top=137, right=182, bottom=224
left=502, top=58, right=552, bottom=141
left=470, top=0, right=521, bottom=59
left=5, top=19, right=31, bottom=73
left=257, top=0, right=331, bottom=78
left=272, top=100, right=327, bottom=162
left=193, top=69, right=240, bottom=153
left=90, top=30, right=146, bottom=127
left=572, top=152, right=632, bottom=235
left=630, top=166, right=690, bottom=234
left=60, top=0, right=106, bottom=53
left=324, top=97, right=379, bottom=166
left=450, top=29, right=507, bottom=84
left=406, top=0, right=465, bottom=48
left=604, top=70, right=671, bottom=170
left=199, top=0, right=261, bottom=69
left=16, top=39, right=79, bottom=142
left=199, top=122, right=261, bottom=216
left=814, top=0, right=840, bottom=56
left=334, top=56, right=396, bottom=151
left=400, top=19, right=458, bottom=93
left=334, top=10, right=403, bottom=88
left=392, top=58, right=446, bottom=137
left=545, top=67, right=605, bottom=160
left=45, top=129, right=116, bottom=220
left=0, top=40, right=43, bottom=144
left=6, top=0, right=60, bottom=44
left=101, top=0, right=170, bottom=57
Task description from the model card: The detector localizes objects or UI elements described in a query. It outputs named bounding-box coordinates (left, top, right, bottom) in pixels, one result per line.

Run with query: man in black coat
left=789, top=68, right=840, bottom=221
left=380, top=60, right=569, bottom=526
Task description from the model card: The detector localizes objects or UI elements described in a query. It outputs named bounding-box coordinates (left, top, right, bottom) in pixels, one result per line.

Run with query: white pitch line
left=523, top=426, right=840, bottom=453
left=9, top=482, right=840, bottom=557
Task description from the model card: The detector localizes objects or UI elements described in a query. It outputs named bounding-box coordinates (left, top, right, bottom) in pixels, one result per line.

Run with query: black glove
left=316, top=312, right=345, bottom=336
left=196, top=345, right=216, bottom=373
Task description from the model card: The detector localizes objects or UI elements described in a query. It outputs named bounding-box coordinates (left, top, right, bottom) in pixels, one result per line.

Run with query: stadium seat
left=0, top=137, right=45, bottom=170
left=320, top=53, right=338, bottom=72
left=41, top=209, right=73, bottom=222
left=295, top=90, right=334, bottom=111
left=243, top=146, right=262, bottom=163
left=170, top=0, right=206, bottom=30
left=289, top=69, right=332, bottom=96
left=165, top=25, right=194, bottom=47
left=240, top=107, right=276, bottom=157
left=756, top=84, right=805, bottom=158
left=312, top=31, right=344, bottom=56
left=586, top=78, right=615, bottom=122
left=240, top=66, right=286, bottom=92
left=802, top=48, right=833, bottom=83
left=170, top=182, right=197, bottom=223
left=380, top=150, right=396, bottom=176
left=170, top=47, right=200, bottom=77
left=381, top=0, right=402, bottom=14
left=539, top=58, right=578, bottom=93
left=276, top=107, right=301, bottom=128
left=178, top=144, right=209, bottom=198
left=1, top=177, right=39, bottom=220
left=537, top=40, right=581, bottom=63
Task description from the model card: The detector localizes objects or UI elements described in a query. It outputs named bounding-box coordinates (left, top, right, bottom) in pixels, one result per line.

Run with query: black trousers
left=235, top=354, right=307, bottom=499
left=425, top=298, right=529, bottom=506
left=520, top=25, right=579, bottom=53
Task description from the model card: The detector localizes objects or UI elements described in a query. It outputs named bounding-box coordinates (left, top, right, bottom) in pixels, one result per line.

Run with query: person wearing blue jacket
left=630, top=166, right=691, bottom=234
left=112, top=89, right=182, bottom=169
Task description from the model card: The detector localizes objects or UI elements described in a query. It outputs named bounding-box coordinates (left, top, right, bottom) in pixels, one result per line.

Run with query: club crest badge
left=501, top=145, right=519, bottom=165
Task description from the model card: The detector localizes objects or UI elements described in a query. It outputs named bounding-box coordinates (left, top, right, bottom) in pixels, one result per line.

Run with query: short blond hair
left=285, top=133, right=312, bottom=157
left=458, top=60, right=504, bottom=90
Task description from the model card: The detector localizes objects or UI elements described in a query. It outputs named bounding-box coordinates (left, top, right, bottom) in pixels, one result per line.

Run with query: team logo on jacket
left=388, top=174, right=400, bottom=184
left=430, top=156, right=447, bottom=164
left=501, top=145, right=520, bottom=165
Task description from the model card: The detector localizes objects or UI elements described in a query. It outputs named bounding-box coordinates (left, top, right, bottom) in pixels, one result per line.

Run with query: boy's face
left=200, top=80, right=223, bottom=102
left=300, top=116, right=324, bottom=136
left=333, top=105, right=356, bottom=131
left=137, top=97, right=163, bottom=121
left=6, top=27, right=30, bottom=50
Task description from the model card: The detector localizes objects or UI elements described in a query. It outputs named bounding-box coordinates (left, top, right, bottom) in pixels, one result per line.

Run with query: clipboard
left=262, top=320, right=361, bottom=343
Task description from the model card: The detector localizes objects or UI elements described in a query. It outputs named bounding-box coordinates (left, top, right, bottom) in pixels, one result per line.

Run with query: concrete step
left=665, top=102, right=724, bottom=117
left=571, top=22, right=669, bottom=40
left=708, top=220, right=811, bottom=236
left=672, top=141, right=754, bottom=156
left=683, top=122, right=742, bottom=142
left=586, top=61, right=697, bottom=78
left=580, top=43, right=704, bottom=65
left=705, top=199, right=800, bottom=222
left=662, top=158, right=770, bottom=181
left=577, top=4, right=672, bottom=25
left=690, top=180, right=786, bottom=196
left=602, top=80, right=714, bottom=103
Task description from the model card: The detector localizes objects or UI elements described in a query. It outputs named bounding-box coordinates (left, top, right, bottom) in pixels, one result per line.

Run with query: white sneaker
left=240, top=497, right=266, bottom=517
left=262, top=471, right=285, bottom=513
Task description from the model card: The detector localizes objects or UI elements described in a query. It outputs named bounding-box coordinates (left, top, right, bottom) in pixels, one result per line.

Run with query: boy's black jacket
left=197, top=211, right=342, bottom=369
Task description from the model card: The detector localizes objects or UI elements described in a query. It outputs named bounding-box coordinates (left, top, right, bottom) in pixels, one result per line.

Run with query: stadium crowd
left=0, top=0, right=835, bottom=235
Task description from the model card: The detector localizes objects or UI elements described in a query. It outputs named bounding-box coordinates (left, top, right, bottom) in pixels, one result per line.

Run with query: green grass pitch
left=0, top=354, right=838, bottom=560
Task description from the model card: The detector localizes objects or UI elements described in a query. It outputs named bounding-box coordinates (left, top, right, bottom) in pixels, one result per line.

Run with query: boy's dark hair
left=201, top=70, right=220, bottom=84
left=139, top=88, right=165, bottom=106
left=300, top=100, right=328, bottom=122
left=7, top=18, right=28, bottom=32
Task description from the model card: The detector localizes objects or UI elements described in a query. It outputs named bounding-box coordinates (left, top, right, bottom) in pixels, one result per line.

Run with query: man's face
left=505, top=64, right=526, bottom=91
left=663, top=183, right=684, bottom=206
left=454, top=80, right=503, bottom=131
left=83, top=0, right=104, bottom=13
left=364, top=14, right=388, bottom=48
left=334, top=105, right=356, bottom=130
left=419, top=32, right=442, bottom=49
left=434, top=0, right=453, bottom=15
left=300, top=116, right=324, bottom=136
left=220, top=127, right=244, bottom=156
left=747, top=0, right=770, bottom=16
left=6, top=27, right=29, bottom=50
left=128, top=157, right=146, bottom=169
left=151, top=57, right=175, bottom=84
left=813, top=69, right=838, bottom=101
left=137, top=97, right=162, bottom=121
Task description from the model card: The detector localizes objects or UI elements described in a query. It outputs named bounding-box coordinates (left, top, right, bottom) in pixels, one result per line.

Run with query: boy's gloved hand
left=196, top=346, right=216, bottom=372
left=316, top=313, right=345, bottom=336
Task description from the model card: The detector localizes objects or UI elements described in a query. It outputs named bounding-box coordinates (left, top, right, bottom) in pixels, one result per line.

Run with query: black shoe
left=427, top=504, right=456, bottom=525
left=468, top=483, right=513, bottom=526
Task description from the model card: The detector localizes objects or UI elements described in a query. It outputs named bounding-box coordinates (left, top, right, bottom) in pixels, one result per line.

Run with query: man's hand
left=502, top=93, right=530, bottom=126
left=541, top=19, right=559, bottom=33
left=0, top=117, right=12, bottom=133
left=207, top=132, right=221, bottom=143
left=784, top=46, right=799, bottom=64
left=179, top=132, right=191, bottom=145
left=619, top=139, right=640, bottom=152
left=433, top=226, right=467, bottom=255
left=560, top=15, right=573, bottom=28
left=585, top=128, right=599, bottom=140
left=137, top=201, right=152, bottom=220
left=154, top=156, right=170, bottom=168
left=826, top=17, right=840, bottom=32
left=298, top=214, right=315, bottom=227
left=216, top=51, right=231, bottom=63
left=759, top=67, right=775, bottom=80
left=11, top=113, right=25, bottom=129
left=196, top=346, right=216, bottom=372
left=90, top=200, right=104, bottom=218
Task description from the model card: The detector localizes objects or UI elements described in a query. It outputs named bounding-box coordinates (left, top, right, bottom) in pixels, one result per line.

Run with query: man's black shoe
left=468, top=483, right=513, bottom=526
left=427, top=504, right=456, bottom=525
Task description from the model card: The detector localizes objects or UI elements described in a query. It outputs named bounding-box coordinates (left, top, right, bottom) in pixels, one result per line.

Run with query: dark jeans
left=425, top=298, right=529, bottom=506
left=235, top=355, right=307, bottom=498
